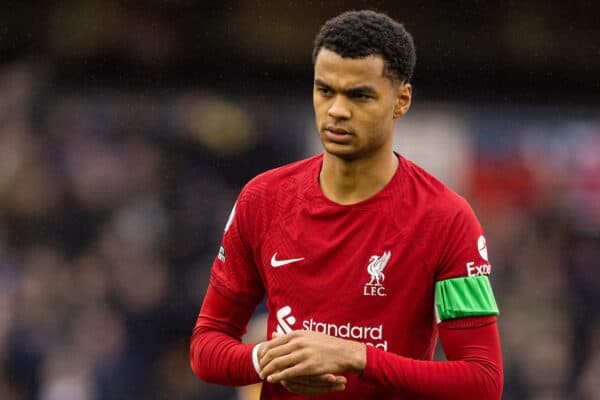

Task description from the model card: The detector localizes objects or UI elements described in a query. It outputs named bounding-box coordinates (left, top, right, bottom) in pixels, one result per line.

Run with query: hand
left=280, top=374, right=347, bottom=396
left=258, top=330, right=366, bottom=386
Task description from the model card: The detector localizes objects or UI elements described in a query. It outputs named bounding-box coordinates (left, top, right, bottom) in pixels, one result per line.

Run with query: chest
left=255, top=205, right=437, bottom=319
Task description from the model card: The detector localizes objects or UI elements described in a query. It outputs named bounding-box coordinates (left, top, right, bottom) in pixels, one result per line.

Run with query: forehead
left=314, top=48, right=388, bottom=89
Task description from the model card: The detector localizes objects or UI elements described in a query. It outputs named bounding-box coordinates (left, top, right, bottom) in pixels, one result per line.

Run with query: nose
left=328, top=96, right=351, bottom=120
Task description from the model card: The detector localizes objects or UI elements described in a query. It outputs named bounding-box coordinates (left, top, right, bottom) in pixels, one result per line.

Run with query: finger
left=259, top=342, right=301, bottom=372
left=281, top=380, right=346, bottom=396
left=284, top=374, right=347, bottom=386
left=260, top=352, right=305, bottom=380
left=266, top=361, right=328, bottom=384
left=289, top=373, right=347, bottom=386
left=258, top=334, right=296, bottom=363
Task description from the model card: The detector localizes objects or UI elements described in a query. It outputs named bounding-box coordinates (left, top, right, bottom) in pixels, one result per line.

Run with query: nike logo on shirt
left=271, top=253, right=305, bottom=268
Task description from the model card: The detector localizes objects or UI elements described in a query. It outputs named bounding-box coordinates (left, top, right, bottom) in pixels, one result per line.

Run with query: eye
left=316, top=86, right=332, bottom=96
left=350, top=92, right=372, bottom=100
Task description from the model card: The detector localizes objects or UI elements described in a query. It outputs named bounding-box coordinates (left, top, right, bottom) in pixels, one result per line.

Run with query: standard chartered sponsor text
left=302, top=318, right=388, bottom=351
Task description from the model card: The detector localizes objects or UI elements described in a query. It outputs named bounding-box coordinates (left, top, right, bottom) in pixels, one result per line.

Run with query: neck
left=319, top=150, right=399, bottom=205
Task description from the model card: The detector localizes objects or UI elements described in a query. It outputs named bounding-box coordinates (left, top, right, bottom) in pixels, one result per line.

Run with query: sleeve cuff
left=359, top=345, right=377, bottom=382
left=252, top=342, right=263, bottom=377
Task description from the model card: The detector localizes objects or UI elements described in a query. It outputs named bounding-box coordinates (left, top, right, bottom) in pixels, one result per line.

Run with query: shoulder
left=236, top=154, right=321, bottom=214
left=233, top=155, right=321, bottom=241
left=399, top=156, right=471, bottom=217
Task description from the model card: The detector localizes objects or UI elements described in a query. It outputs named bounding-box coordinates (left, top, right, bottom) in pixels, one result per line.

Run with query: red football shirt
left=194, top=153, right=501, bottom=399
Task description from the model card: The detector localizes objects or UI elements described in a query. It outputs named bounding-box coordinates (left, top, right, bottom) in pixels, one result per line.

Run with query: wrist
left=345, top=341, right=367, bottom=375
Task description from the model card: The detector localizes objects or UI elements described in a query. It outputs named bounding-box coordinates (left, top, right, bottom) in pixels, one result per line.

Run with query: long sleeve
left=190, top=186, right=266, bottom=385
left=360, top=316, right=503, bottom=399
left=190, top=283, right=262, bottom=386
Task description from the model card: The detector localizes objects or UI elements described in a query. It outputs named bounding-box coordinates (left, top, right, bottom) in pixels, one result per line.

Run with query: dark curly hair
left=312, top=10, right=416, bottom=83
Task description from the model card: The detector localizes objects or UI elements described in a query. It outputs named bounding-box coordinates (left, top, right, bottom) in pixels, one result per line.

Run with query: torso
left=249, top=154, right=448, bottom=399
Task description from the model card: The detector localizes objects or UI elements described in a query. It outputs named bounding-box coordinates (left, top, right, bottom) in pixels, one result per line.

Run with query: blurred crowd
left=1, top=59, right=599, bottom=400
left=0, top=61, right=302, bottom=400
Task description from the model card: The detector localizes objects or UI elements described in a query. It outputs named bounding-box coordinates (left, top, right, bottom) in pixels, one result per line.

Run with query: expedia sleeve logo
left=478, top=235, right=488, bottom=261
left=467, top=235, right=492, bottom=276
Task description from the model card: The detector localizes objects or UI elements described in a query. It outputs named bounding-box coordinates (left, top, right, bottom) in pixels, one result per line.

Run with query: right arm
left=190, top=281, right=262, bottom=385
left=189, top=195, right=265, bottom=385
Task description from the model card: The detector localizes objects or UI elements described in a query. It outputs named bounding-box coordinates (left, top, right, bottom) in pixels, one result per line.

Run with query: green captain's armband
left=435, top=275, right=499, bottom=322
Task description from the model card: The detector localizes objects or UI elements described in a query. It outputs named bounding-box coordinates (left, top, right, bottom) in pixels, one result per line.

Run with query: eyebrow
left=314, top=79, right=378, bottom=96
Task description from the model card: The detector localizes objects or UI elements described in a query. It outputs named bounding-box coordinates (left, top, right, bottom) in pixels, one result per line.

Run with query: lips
left=326, top=126, right=350, bottom=135
left=324, top=126, right=353, bottom=143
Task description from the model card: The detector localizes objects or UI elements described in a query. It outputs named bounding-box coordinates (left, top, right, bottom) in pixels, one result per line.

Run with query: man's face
left=313, top=48, right=410, bottom=161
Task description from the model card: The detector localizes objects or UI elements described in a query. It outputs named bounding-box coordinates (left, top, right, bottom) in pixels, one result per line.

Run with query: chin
left=322, top=143, right=361, bottom=161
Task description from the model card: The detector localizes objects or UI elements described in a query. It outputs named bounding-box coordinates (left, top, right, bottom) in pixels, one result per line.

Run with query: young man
left=191, top=10, right=503, bottom=399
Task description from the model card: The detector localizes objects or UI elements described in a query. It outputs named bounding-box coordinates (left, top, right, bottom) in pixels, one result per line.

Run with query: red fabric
left=361, top=316, right=503, bottom=399
left=190, top=283, right=261, bottom=386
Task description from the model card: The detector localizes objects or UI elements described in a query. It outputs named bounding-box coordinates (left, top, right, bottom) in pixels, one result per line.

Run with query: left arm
left=360, top=315, right=502, bottom=399
left=259, top=315, right=503, bottom=399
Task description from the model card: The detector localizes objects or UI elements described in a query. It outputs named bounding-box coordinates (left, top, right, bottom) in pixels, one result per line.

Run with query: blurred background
left=1, top=1, right=599, bottom=399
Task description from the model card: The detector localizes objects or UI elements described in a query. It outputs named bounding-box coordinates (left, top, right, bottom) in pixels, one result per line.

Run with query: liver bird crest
left=367, top=251, right=391, bottom=286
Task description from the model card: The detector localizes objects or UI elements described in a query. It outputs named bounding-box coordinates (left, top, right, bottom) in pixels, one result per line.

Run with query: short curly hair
left=312, top=10, right=416, bottom=83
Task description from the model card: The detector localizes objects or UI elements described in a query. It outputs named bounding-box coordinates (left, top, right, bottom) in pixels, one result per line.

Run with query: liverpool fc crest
left=363, top=251, right=391, bottom=297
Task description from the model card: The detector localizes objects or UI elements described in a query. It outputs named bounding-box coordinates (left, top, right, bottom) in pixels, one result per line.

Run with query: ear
left=393, top=83, right=412, bottom=119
